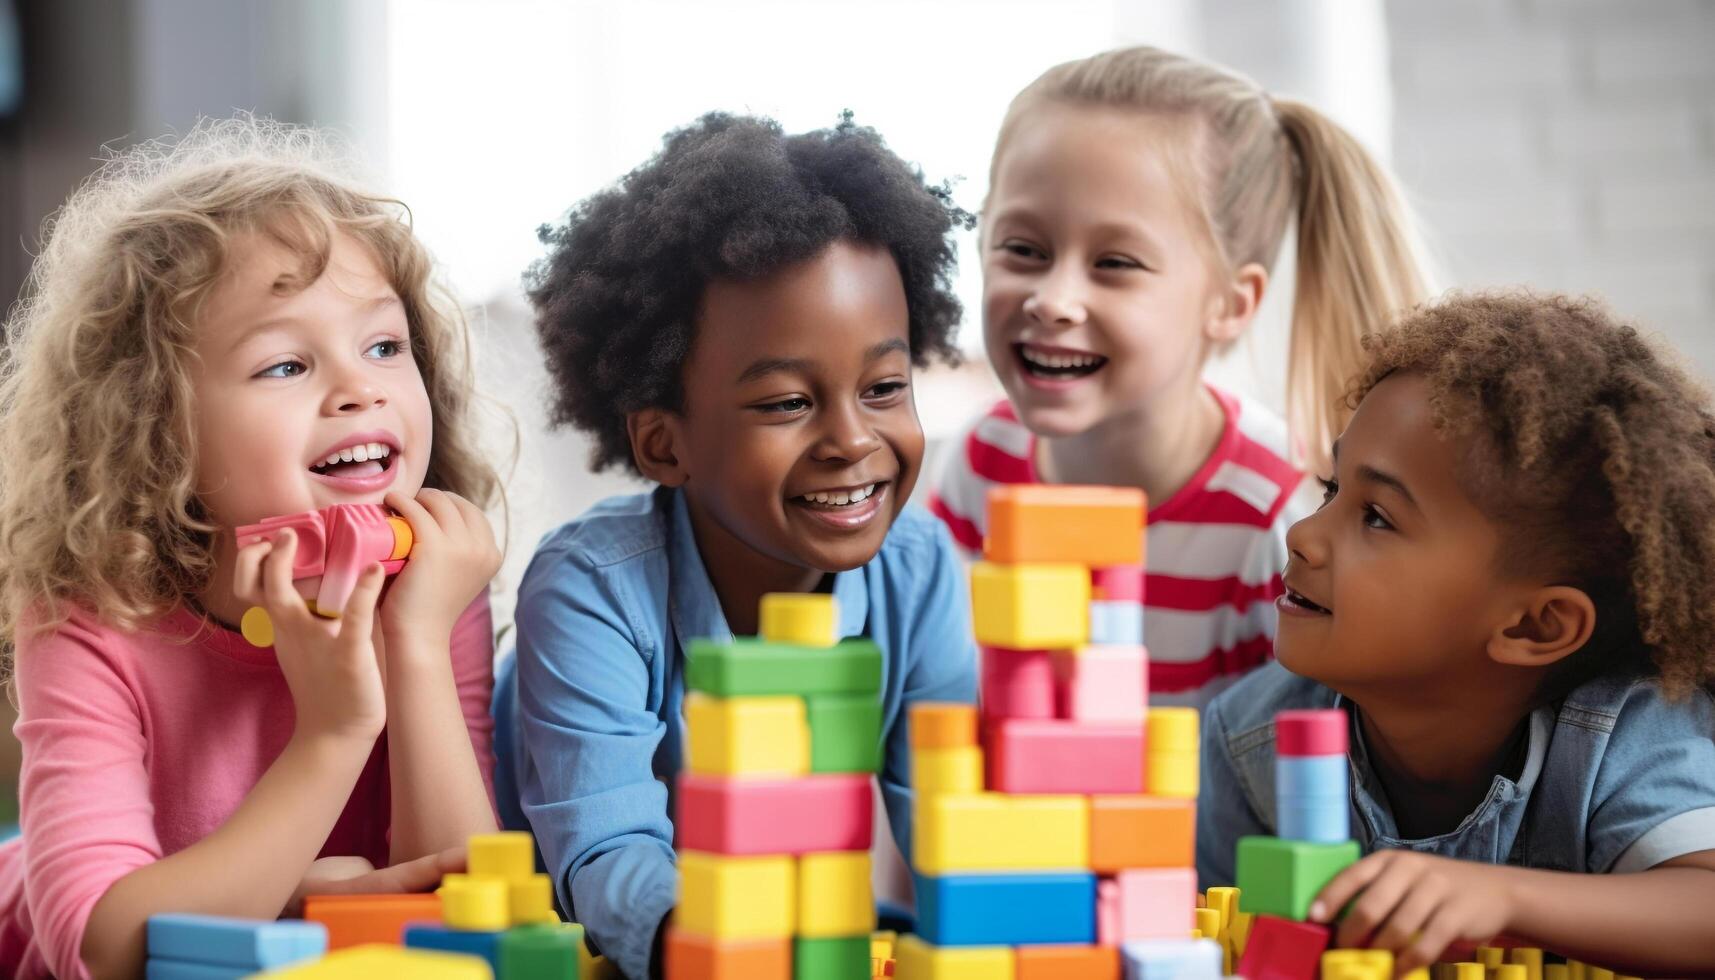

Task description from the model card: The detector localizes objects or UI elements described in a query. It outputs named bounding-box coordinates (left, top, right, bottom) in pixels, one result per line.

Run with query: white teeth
left=800, top=484, right=877, bottom=506
left=314, top=442, right=393, bottom=470
left=1022, top=347, right=1101, bottom=370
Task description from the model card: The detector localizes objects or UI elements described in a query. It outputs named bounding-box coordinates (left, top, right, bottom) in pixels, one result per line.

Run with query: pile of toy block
left=145, top=915, right=327, bottom=978
left=896, top=484, right=1223, bottom=980
left=666, top=592, right=884, bottom=979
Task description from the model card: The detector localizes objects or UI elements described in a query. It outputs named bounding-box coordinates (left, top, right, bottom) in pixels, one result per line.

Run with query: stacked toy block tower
left=668, top=592, right=883, bottom=980
left=897, top=485, right=1221, bottom=980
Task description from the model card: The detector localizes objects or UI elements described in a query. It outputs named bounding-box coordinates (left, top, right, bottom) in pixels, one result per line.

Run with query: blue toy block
left=1278, top=799, right=1350, bottom=843
left=145, top=960, right=248, bottom=980
left=1275, top=754, right=1346, bottom=799
left=1090, top=601, right=1145, bottom=645
left=403, top=923, right=501, bottom=973
left=1275, top=754, right=1349, bottom=842
left=1121, top=938, right=1224, bottom=980
left=146, top=914, right=327, bottom=970
left=914, top=872, right=1097, bottom=946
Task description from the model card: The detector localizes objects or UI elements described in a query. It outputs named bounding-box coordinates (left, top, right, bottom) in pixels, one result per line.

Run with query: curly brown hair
left=1352, top=291, right=1715, bottom=698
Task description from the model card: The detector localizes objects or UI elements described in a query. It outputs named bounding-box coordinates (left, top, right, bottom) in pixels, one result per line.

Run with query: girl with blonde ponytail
left=930, top=46, right=1429, bottom=707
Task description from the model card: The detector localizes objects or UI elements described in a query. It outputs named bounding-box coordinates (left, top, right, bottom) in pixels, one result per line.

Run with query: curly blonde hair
left=0, top=117, right=499, bottom=673
left=1354, top=291, right=1715, bottom=698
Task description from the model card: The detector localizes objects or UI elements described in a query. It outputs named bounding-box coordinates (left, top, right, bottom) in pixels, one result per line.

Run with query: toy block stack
left=668, top=592, right=883, bottom=980
left=145, top=915, right=326, bottom=979
left=899, top=484, right=1221, bottom=980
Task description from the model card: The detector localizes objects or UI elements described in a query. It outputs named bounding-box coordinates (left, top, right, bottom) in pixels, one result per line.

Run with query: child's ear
left=1203, top=261, right=1269, bottom=345
left=627, top=409, right=688, bottom=487
left=1488, top=585, right=1596, bottom=669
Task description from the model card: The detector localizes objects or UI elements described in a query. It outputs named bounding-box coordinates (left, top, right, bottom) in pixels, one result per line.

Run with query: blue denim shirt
left=1197, top=661, right=1715, bottom=889
left=492, top=486, right=978, bottom=980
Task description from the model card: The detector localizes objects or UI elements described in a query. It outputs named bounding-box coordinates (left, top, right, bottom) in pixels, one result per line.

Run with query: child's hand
left=234, top=529, right=389, bottom=743
left=379, top=489, right=502, bottom=648
left=282, top=846, right=467, bottom=916
left=1310, top=850, right=1515, bottom=975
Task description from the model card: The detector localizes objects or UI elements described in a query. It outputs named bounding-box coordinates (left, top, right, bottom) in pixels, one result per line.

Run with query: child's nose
left=1022, top=266, right=1088, bottom=326
left=324, top=379, right=388, bottom=415
left=811, top=403, right=882, bottom=463
left=1286, top=507, right=1330, bottom=568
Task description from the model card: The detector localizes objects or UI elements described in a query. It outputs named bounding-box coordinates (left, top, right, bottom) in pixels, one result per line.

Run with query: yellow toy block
left=1475, top=947, right=1505, bottom=969
left=1194, top=908, right=1220, bottom=943
left=1229, top=909, right=1254, bottom=956
left=910, top=703, right=978, bottom=749
left=1442, top=965, right=1485, bottom=980
left=260, top=943, right=491, bottom=978
left=1586, top=969, right=1616, bottom=980
left=1203, top=886, right=1236, bottom=935
left=678, top=850, right=795, bottom=939
left=437, top=873, right=508, bottom=931
left=760, top=593, right=838, bottom=647
left=894, top=933, right=1014, bottom=979
left=1321, top=949, right=1392, bottom=980
left=469, top=830, right=535, bottom=882
left=509, top=872, right=559, bottom=925
left=686, top=692, right=810, bottom=777
left=914, top=793, right=1088, bottom=874
left=1509, top=947, right=1544, bottom=980
left=798, top=850, right=874, bottom=937
left=1543, top=968, right=1570, bottom=980
left=1146, top=707, right=1200, bottom=798
left=1493, top=967, right=1528, bottom=980
left=970, top=562, right=1090, bottom=649
left=914, top=746, right=984, bottom=796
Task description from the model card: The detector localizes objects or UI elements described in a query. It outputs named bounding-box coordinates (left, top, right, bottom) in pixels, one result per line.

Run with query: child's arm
left=378, top=490, right=503, bottom=863
left=1309, top=847, right=1715, bottom=976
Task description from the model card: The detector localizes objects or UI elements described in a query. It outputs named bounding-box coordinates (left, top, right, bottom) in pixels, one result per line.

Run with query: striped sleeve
left=928, top=401, right=1035, bottom=558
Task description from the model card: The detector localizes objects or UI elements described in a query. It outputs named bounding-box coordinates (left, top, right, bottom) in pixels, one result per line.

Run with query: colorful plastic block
left=1113, top=869, right=1196, bottom=941
left=259, top=944, right=491, bottom=979
left=796, top=935, right=872, bottom=979
left=808, top=693, right=883, bottom=773
left=1091, top=565, right=1145, bottom=602
left=760, top=592, right=839, bottom=647
left=437, top=873, right=508, bottom=931
left=686, top=693, right=810, bottom=777
left=1319, top=949, right=1391, bottom=979
left=1145, top=708, right=1199, bottom=798
left=911, top=703, right=979, bottom=748
left=981, top=647, right=1056, bottom=720
left=677, top=773, right=873, bottom=854
left=1235, top=837, right=1361, bottom=921
left=1543, top=966, right=1569, bottom=980
left=686, top=637, right=882, bottom=697
left=1090, top=796, right=1194, bottom=872
left=499, top=923, right=585, bottom=980
left=301, top=893, right=442, bottom=949
left=469, top=830, right=535, bottom=881
left=1277, top=800, right=1349, bottom=845
left=914, top=873, right=1096, bottom=946
left=1054, top=646, right=1147, bottom=722
left=982, top=485, right=1145, bottom=566
left=1194, top=908, right=1221, bottom=942
left=1275, top=711, right=1347, bottom=756
left=1015, top=944, right=1120, bottom=979
left=1276, top=755, right=1348, bottom=842
left=1089, top=602, right=1145, bottom=646
left=987, top=719, right=1145, bottom=795
left=403, top=923, right=500, bottom=973
left=894, top=934, right=1014, bottom=980
left=678, top=851, right=795, bottom=939
left=146, top=914, right=326, bottom=970
left=1202, top=887, right=1237, bottom=936
left=798, top=851, right=874, bottom=938
left=1235, top=915, right=1330, bottom=980
left=1508, top=947, right=1544, bottom=980
left=145, top=961, right=248, bottom=980
left=1097, top=879, right=1120, bottom=947
left=971, top=562, right=1091, bottom=650
left=1119, top=938, right=1222, bottom=980
left=508, top=873, right=559, bottom=925
left=913, top=793, right=1088, bottom=874
left=913, top=746, right=985, bottom=796
left=665, top=929, right=791, bottom=980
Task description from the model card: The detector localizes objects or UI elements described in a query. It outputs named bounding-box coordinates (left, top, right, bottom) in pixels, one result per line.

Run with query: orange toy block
left=1016, top=943, right=1121, bottom=978
left=302, top=893, right=441, bottom=949
left=983, top=485, right=1146, bottom=566
left=665, top=928, right=791, bottom=980
left=910, top=703, right=978, bottom=749
left=1090, top=795, right=1195, bottom=872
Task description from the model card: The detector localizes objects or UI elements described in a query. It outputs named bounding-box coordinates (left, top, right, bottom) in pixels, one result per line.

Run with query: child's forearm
left=1501, top=858, right=1715, bottom=975
left=384, top=634, right=497, bottom=864
left=80, top=732, right=374, bottom=980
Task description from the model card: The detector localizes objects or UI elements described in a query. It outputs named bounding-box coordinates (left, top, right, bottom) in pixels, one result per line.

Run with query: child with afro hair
left=492, top=112, right=979, bottom=978
left=1198, top=292, right=1715, bottom=976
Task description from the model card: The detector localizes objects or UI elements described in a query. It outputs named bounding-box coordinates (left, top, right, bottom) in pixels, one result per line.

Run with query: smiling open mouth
left=795, top=482, right=884, bottom=510
left=309, top=442, right=396, bottom=480
left=1283, top=587, right=1331, bottom=614
left=1016, top=342, right=1108, bottom=380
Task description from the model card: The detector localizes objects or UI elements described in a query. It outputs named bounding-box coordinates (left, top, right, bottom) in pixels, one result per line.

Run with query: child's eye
left=1095, top=255, right=1145, bottom=272
left=255, top=359, right=306, bottom=380
left=756, top=397, right=811, bottom=414
left=366, top=338, right=407, bottom=359
left=865, top=380, right=908, bottom=400
left=1317, top=477, right=1338, bottom=507
left=1362, top=505, right=1394, bottom=531
left=999, top=240, right=1046, bottom=262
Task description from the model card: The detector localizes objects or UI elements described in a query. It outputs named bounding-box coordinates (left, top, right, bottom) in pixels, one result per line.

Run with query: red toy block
left=665, top=929, right=791, bottom=980
left=1016, top=943, right=1121, bottom=978
left=1090, top=795, right=1194, bottom=872
left=302, top=893, right=440, bottom=949
left=981, top=647, right=1056, bottom=720
left=1275, top=709, right=1348, bottom=757
left=983, top=485, right=1146, bottom=566
left=1235, top=914, right=1331, bottom=980
left=1054, top=646, right=1147, bottom=722
left=676, top=773, right=873, bottom=855
left=1090, top=565, right=1145, bottom=603
left=987, top=719, right=1145, bottom=795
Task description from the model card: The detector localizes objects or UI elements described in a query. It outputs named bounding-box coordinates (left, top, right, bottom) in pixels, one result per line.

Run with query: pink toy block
left=980, top=647, right=1056, bottom=721
left=1113, top=868, right=1196, bottom=941
left=1235, top=915, right=1331, bottom=980
left=1091, top=565, right=1145, bottom=603
left=1054, top=646, right=1148, bottom=722
left=1097, top=879, right=1121, bottom=947
left=233, top=504, right=410, bottom=615
left=1275, top=710, right=1348, bottom=757
left=987, top=719, right=1146, bottom=795
left=676, top=773, right=873, bottom=855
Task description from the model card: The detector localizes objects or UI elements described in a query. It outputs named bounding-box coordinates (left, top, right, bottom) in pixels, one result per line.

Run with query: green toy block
left=807, top=694, right=883, bottom=774
left=499, top=922, right=582, bottom=979
left=794, top=935, right=870, bottom=979
left=1235, top=836, right=1360, bottom=921
left=686, top=637, right=882, bottom=697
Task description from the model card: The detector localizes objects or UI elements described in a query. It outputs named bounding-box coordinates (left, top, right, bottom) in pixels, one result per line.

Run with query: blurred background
left=1, top=0, right=1712, bottom=831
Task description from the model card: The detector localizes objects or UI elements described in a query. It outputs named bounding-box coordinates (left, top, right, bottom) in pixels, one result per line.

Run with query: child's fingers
left=336, top=563, right=387, bottom=648
left=1396, top=908, right=1462, bottom=976
left=231, top=540, right=272, bottom=605
left=416, top=488, right=468, bottom=536
left=385, top=490, right=435, bottom=546
left=1310, top=853, right=1386, bottom=924
left=1334, top=860, right=1414, bottom=950
left=260, top=531, right=313, bottom=628
left=1367, top=875, right=1443, bottom=954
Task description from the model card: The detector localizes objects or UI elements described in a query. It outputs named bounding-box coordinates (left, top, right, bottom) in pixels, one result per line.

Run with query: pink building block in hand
left=1113, top=868, right=1196, bottom=941
left=986, top=718, right=1146, bottom=794
left=980, top=647, right=1056, bottom=721
left=1054, top=645, right=1148, bottom=722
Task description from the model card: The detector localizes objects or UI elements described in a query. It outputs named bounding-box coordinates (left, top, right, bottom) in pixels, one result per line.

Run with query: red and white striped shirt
left=929, top=385, right=1313, bottom=708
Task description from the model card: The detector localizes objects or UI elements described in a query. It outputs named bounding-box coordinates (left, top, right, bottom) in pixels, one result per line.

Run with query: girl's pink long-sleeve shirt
left=0, top=596, right=496, bottom=979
